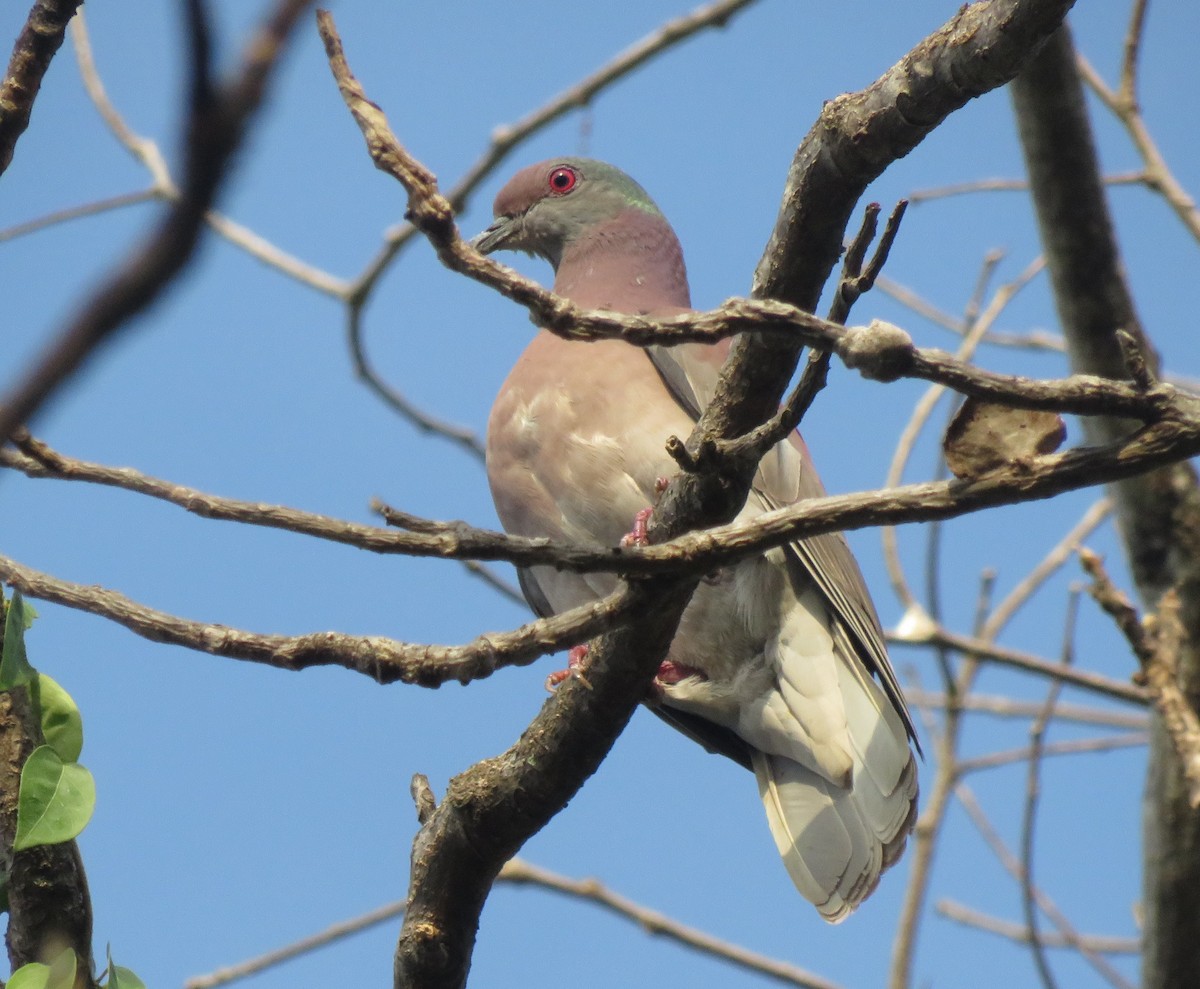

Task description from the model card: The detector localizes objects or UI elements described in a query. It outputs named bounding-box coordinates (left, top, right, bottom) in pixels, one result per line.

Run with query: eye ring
left=548, top=166, right=578, bottom=195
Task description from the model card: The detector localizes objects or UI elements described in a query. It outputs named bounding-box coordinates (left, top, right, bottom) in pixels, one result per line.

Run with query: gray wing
left=645, top=342, right=919, bottom=749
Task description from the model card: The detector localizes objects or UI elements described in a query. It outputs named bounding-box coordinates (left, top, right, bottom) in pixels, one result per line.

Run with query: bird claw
left=545, top=643, right=592, bottom=691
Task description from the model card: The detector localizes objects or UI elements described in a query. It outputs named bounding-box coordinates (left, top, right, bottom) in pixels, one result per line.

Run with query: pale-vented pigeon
left=475, top=158, right=918, bottom=921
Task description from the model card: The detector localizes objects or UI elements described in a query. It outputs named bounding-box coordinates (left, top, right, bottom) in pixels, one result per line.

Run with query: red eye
left=548, top=166, right=578, bottom=194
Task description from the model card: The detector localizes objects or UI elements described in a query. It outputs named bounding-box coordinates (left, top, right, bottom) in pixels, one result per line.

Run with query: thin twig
left=497, top=859, right=845, bottom=989
left=1020, top=588, right=1080, bottom=989
left=183, top=853, right=840, bottom=989
left=904, top=689, right=1147, bottom=728
left=956, top=731, right=1148, bottom=774
left=1076, top=48, right=1200, bottom=244
left=0, top=0, right=315, bottom=442
left=0, top=187, right=158, bottom=243
left=906, top=171, right=1145, bottom=204
left=182, top=898, right=408, bottom=988
left=982, top=496, right=1112, bottom=639
left=892, top=626, right=1146, bottom=705
left=955, top=782, right=1138, bottom=989
left=343, top=307, right=485, bottom=458
left=936, top=899, right=1140, bottom=954
left=460, top=560, right=525, bottom=607
left=881, top=254, right=1046, bottom=612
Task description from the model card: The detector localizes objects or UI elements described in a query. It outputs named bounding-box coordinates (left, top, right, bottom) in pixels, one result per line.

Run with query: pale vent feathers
left=753, top=636, right=918, bottom=923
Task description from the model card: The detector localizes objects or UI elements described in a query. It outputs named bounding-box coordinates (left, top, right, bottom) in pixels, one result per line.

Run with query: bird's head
left=472, top=157, right=665, bottom=270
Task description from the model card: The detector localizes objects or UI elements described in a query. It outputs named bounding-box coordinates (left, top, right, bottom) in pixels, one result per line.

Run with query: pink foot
left=621, top=507, right=654, bottom=547
left=620, top=478, right=671, bottom=548
left=546, top=643, right=591, bottom=691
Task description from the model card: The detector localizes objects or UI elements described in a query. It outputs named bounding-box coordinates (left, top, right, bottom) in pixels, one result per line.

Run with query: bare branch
left=956, top=731, right=1148, bottom=774
left=343, top=307, right=485, bottom=459
left=7, top=417, right=1200, bottom=624
left=496, top=859, right=845, bottom=989
left=347, top=0, right=763, bottom=300
left=1081, top=550, right=1200, bottom=806
left=1077, top=49, right=1200, bottom=246
left=902, top=689, right=1148, bottom=729
left=956, top=782, right=1137, bottom=989
left=0, top=551, right=643, bottom=687
left=905, top=170, right=1145, bottom=205
left=1118, top=0, right=1150, bottom=108
left=0, top=187, right=158, bottom=243
left=1020, top=589, right=1080, bottom=989
left=185, top=852, right=838, bottom=989
left=982, top=497, right=1112, bottom=639
left=183, top=898, right=407, bottom=989
left=0, top=0, right=315, bottom=442
left=0, top=0, right=83, bottom=176
left=937, top=900, right=1140, bottom=955
left=894, top=627, right=1146, bottom=706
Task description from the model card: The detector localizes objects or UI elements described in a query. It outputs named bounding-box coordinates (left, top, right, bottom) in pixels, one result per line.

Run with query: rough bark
left=0, top=675, right=94, bottom=985
left=1011, top=25, right=1200, bottom=989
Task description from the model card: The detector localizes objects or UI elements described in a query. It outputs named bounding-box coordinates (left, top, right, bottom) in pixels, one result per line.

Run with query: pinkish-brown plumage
left=478, top=158, right=918, bottom=920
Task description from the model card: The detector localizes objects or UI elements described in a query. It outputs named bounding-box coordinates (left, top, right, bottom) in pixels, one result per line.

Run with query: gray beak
left=470, top=215, right=516, bottom=255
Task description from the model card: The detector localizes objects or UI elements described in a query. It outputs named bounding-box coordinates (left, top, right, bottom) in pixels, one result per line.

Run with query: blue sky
left=3, top=2, right=1196, bottom=986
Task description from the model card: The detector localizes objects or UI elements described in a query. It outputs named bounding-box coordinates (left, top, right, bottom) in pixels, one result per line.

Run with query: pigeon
left=474, top=157, right=918, bottom=921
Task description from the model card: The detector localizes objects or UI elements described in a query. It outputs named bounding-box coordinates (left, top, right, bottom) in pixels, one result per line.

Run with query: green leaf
left=1, top=590, right=37, bottom=689
left=104, top=946, right=146, bottom=989
left=14, top=746, right=95, bottom=851
left=36, top=674, right=84, bottom=763
left=44, top=948, right=76, bottom=989
left=7, top=961, right=50, bottom=989
left=107, top=964, right=146, bottom=989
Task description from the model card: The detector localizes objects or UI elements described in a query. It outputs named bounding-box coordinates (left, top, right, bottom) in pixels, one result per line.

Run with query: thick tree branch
left=0, top=634, right=94, bottom=985
left=0, top=0, right=82, bottom=177
left=1011, top=26, right=1200, bottom=989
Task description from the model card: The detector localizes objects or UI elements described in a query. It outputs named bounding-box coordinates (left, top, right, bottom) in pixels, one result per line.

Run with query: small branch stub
left=837, top=320, right=914, bottom=381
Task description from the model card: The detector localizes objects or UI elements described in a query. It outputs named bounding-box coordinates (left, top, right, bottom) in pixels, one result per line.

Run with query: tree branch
left=0, top=605, right=95, bottom=983
left=0, top=0, right=82, bottom=177
left=0, top=552, right=643, bottom=688
left=0, top=0, right=314, bottom=442
left=1011, top=25, right=1200, bottom=989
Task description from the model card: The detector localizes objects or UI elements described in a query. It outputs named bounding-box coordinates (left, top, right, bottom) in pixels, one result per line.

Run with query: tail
left=753, top=652, right=918, bottom=922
